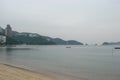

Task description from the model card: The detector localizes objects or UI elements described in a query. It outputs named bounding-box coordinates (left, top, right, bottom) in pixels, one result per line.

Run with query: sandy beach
left=0, top=64, right=85, bottom=80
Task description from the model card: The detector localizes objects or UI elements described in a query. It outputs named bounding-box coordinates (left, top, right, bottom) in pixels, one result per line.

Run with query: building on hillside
left=17, top=33, right=29, bottom=36
left=0, top=35, right=6, bottom=44
left=17, top=33, right=40, bottom=37
left=0, top=27, right=4, bottom=35
left=5, top=24, right=12, bottom=37
left=29, top=33, right=40, bottom=37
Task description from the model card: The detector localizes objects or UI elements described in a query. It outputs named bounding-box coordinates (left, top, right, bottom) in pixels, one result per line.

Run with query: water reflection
left=4, top=46, right=32, bottom=55
left=5, top=47, right=13, bottom=54
left=5, top=48, right=13, bottom=62
left=0, top=46, right=32, bottom=62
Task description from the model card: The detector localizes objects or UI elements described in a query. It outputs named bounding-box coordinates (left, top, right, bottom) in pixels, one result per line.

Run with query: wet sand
left=0, top=64, right=85, bottom=80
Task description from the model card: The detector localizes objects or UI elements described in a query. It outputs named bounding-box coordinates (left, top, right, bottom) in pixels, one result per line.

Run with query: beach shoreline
left=0, top=63, right=86, bottom=80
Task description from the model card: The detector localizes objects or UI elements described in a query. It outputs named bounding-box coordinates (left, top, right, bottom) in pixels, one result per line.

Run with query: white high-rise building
left=0, top=35, right=6, bottom=43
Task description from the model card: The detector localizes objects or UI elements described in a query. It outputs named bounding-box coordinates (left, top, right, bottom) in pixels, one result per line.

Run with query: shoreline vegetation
left=0, top=63, right=85, bottom=80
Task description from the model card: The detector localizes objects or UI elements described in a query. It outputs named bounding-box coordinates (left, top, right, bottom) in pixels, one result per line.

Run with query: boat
left=66, top=46, right=71, bottom=48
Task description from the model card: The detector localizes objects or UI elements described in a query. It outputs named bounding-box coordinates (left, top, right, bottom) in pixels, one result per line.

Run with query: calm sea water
left=0, top=45, right=120, bottom=80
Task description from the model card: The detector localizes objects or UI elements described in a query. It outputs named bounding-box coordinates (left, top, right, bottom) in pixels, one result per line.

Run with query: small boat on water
left=66, top=46, right=71, bottom=48
left=114, top=47, right=120, bottom=49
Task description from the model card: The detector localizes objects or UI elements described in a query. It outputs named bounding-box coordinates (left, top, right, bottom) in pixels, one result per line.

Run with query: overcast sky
left=0, top=0, right=120, bottom=44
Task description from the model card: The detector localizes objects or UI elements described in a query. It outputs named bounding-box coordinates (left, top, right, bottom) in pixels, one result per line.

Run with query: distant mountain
left=51, top=38, right=66, bottom=45
left=40, top=37, right=83, bottom=45
left=102, top=42, right=120, bottom=45
left=13, top=32, right=83, bottom=45
left=12, top=31, right=19, bottom=36
left=11, top=36, right=55, bottom=45
left=11, top=32, right=56, bottom=45
left=67, top=40, right=83, bottom=45
left=51, top=38, right=83, bottom=45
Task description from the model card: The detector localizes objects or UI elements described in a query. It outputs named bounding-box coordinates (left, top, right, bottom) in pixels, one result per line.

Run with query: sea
left=0, top=45, right=120, bottom=80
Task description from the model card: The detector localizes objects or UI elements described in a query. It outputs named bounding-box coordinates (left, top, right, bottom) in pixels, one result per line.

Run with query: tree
left=6, top=37, right=19, bottom=45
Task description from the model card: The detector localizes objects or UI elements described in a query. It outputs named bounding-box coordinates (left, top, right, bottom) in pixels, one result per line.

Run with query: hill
left=102, top=42, right=120, bottom=45
left=0, top=26, right=83, bottom=45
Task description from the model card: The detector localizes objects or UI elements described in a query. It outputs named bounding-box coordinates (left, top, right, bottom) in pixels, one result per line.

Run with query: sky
left=0, top=0, right=120, bottom=44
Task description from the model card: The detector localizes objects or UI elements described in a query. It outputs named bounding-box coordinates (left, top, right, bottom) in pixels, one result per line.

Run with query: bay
left=0, top=45, right=120, bottom=80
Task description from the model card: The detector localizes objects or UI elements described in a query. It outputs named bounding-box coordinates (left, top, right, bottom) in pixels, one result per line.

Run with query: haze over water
left=0, top=45, right=120, bottom=80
